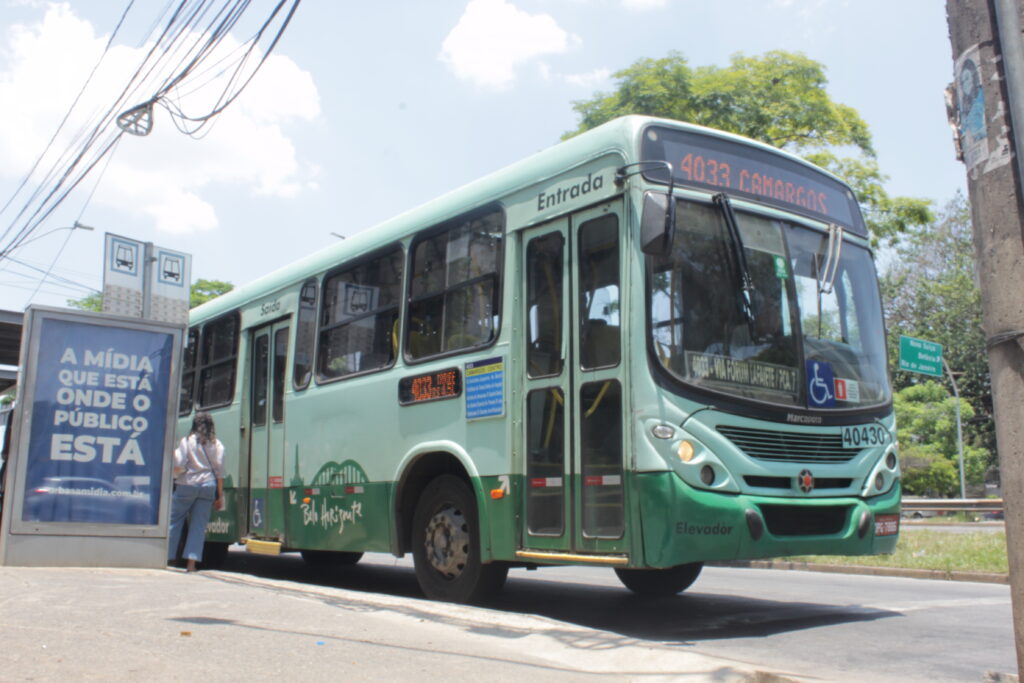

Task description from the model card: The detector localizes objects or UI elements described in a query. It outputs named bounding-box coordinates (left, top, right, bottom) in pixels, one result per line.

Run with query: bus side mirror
left=641, top=191, right=676, bottom=256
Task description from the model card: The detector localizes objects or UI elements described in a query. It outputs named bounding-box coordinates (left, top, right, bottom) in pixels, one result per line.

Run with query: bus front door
left=247, top=321, right=289, bottom=541
left=521, top=199, right=628, bottom=559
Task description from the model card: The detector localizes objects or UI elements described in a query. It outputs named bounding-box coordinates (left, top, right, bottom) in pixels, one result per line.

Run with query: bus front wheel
left=614, top=562, right=703, bottom=597
left=412, top=475, right=508, bottom=603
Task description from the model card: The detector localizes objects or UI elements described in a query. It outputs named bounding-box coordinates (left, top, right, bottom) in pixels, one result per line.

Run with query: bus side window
left=406, top=207, right=504, bottom=361
left=578, top=214, right=620, bottom=370
left=293, top=279, right=317, bottom=390
left=526, top=232, right=564, bottom=378
left=197, top=313, right=240, bottom=409
left=178, top=327, right=198, bottom=415
left=318, top=247, right=403, bottom=380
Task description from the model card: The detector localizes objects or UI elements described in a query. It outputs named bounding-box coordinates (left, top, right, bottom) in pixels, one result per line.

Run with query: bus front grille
left=717, top=426, right=860, bottom=464
left=758, top=504, right=850, bottom=536
left=743, top=475, right=853, bottom=490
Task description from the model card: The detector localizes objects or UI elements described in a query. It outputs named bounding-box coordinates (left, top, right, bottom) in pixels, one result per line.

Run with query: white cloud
left=0, top=3, right=320, bottom=235
left=620, top=0, right=670, bottom=10
left=562, top=67, right=612, bottom=89
left=440, top=0, right=579, bottom=90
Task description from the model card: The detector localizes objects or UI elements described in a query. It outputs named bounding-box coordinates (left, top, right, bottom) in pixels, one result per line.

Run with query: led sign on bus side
left=398, top=368, right=462, bottom=406
left=640, top=126, right=867, bottom=237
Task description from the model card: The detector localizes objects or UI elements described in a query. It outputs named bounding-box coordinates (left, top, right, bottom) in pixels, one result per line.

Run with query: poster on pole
left=5, top=307, right=182, bottom=537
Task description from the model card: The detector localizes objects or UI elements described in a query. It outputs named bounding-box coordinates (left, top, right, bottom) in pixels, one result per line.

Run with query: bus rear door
left=247, top=320, right=289, bottom=540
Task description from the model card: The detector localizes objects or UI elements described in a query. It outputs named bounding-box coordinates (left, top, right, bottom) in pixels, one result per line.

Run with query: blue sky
left=0, top=0, right=964, bottom=311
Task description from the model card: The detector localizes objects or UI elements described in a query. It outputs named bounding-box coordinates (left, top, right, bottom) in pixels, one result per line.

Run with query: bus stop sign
left=898, top=335, right=943, bottom=377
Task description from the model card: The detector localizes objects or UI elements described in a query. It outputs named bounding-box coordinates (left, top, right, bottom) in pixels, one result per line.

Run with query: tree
left=894, top=381, right=988, bottom=497
left=190, top=279, right=233, bottom=308
left=66, top=292, right=103, bottom=312
left=565, top=50, right=932, bottom=243
left=880, top=193, right=995, bottom=478
left=67, top=279, right=234, bottom=311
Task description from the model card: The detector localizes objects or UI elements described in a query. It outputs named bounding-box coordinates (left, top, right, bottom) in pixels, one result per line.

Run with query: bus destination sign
left=640, top=125, right=866, bottom=237
left=399, top=368, right=462, bottom=406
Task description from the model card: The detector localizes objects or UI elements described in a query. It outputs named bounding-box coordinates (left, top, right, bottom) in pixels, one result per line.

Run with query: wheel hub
left=424, top=504, right=469, bottom=579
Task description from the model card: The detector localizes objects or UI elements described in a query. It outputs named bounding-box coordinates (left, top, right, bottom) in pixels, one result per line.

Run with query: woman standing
left=168, top=412, right=225, bottom=572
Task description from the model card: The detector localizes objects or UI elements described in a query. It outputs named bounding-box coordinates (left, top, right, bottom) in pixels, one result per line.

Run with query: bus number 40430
left=841, top=425, right=888, bottom=449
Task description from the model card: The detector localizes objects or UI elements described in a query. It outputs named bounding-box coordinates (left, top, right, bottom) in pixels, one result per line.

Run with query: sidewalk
left=0, top=565, right=808, bottom=682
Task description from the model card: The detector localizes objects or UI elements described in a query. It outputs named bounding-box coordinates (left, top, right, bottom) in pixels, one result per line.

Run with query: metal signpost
left=0, top=307, right=182, bottom=567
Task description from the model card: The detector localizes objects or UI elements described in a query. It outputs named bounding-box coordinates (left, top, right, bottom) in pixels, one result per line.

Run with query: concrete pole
left=946, top=0, right=1024, bottom=673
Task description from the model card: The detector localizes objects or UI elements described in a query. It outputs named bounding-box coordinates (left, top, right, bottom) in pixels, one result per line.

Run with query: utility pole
left=947, top=0, right=1024, bottom=673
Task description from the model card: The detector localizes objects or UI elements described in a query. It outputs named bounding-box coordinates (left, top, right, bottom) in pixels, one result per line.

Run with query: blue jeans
left=168, top=484, right=216, bottom=562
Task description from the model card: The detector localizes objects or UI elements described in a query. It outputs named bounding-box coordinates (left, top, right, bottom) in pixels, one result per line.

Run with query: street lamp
left=0, top=221, right=95, bottom=260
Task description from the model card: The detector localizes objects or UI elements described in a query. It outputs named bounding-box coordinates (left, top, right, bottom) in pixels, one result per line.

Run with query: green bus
left=178, top=115, right=900, bottom=602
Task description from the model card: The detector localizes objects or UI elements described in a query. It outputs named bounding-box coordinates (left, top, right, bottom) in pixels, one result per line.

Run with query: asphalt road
left=219, top=549, right=1017, bottom=682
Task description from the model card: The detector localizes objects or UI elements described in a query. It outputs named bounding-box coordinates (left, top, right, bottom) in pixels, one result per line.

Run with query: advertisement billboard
left=3, top=307, right=182, bottom=552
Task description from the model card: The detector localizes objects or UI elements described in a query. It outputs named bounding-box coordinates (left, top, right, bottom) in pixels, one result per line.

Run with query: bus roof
left=189, top=115, right=854, bottom=322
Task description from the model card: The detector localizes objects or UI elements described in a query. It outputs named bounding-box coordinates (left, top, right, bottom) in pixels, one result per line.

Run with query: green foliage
left=66, top=291, right=102, bottom=312
left=565, top=50, right=933, bottom=244
left=66, top=279, right=234, bottom=311
left=894, top=381, right=988, bottom=496
left=190, top=279, right=233, bottom=308
left=785, top=529, right=1008, bottom=574
left=880, top=192, right=994, bottom=480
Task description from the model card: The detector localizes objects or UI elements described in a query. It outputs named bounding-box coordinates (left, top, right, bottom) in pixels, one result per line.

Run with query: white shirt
left=174, top=434, right=225, bottom=487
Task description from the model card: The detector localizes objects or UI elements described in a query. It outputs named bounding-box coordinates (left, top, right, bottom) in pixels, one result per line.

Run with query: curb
left=710, top=559, right=1009, bottom=584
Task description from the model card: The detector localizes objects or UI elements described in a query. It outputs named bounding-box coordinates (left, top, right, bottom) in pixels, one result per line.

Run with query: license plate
left=841, top=424, right=889, bottom=449
left=875, top=514, right=899, bottom=536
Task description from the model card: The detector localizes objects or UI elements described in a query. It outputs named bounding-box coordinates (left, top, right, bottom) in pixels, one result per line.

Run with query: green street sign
left=899, top=335, right=943, bottom=377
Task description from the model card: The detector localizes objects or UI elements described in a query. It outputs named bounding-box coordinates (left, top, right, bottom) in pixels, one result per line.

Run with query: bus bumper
left=634, top=471, right=901, bottom=568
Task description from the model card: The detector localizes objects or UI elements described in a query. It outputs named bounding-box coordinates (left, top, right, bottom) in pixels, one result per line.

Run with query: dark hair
left=190, top=411, right=216, bottom=445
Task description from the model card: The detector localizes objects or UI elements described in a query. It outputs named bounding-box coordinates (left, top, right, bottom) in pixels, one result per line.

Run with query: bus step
left=515, top=549, right=628, bottom=565
left=243, top=538, right=282, bottom=556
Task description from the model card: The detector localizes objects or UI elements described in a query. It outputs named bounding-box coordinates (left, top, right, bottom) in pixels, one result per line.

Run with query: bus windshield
left=650, top=197, right=890, bottom=410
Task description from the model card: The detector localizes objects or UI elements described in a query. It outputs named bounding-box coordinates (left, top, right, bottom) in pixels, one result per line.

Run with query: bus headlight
left=677, top=440, right=695, bottom=463
left=652, top=424, right=675, bottom=440
left=864, top=446, right=900, bottom=496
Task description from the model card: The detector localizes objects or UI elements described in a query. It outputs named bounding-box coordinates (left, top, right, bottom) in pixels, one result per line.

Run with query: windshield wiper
left=815, top=223, right=844, bottom=338
left=712, top=193, right=756, bottom=324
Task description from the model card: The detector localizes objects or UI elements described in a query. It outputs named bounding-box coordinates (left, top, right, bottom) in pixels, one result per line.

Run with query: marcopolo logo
left=675, top=520, right=733, bottom=536
left=536, top=172, right=605, bottom=212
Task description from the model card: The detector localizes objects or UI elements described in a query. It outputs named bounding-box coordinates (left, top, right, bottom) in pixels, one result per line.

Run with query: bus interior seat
left=581, top=319, right=619, bottom=368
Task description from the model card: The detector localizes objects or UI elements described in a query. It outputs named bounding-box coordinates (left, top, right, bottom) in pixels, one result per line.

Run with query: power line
left=0, top=0, right=303, bottom=290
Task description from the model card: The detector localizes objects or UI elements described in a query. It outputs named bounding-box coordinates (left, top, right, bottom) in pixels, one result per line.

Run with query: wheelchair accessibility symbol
left=251, top=498, right=264, bottom=529
left=806, top=360, right=836, bottom=408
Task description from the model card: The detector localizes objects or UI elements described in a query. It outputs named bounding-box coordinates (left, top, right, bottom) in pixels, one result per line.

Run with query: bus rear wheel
left=412, top=475, right=508, bottom=604
left=300, top=550, right=364, bottom=567
left=614, top=562, right=703, bottom=597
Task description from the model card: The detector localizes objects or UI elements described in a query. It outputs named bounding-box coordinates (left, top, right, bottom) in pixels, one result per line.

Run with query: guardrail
left=902, top=498, right=1004, bottom=516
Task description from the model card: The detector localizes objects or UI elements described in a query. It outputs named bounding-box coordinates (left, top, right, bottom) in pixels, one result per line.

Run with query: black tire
left=200, top=541, right=230, bottom=570
left=300, top=549, right=364, bottom=567
left=614, top=562, right=703, bottom=597
left=412, top=475, right=508, bottom=603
